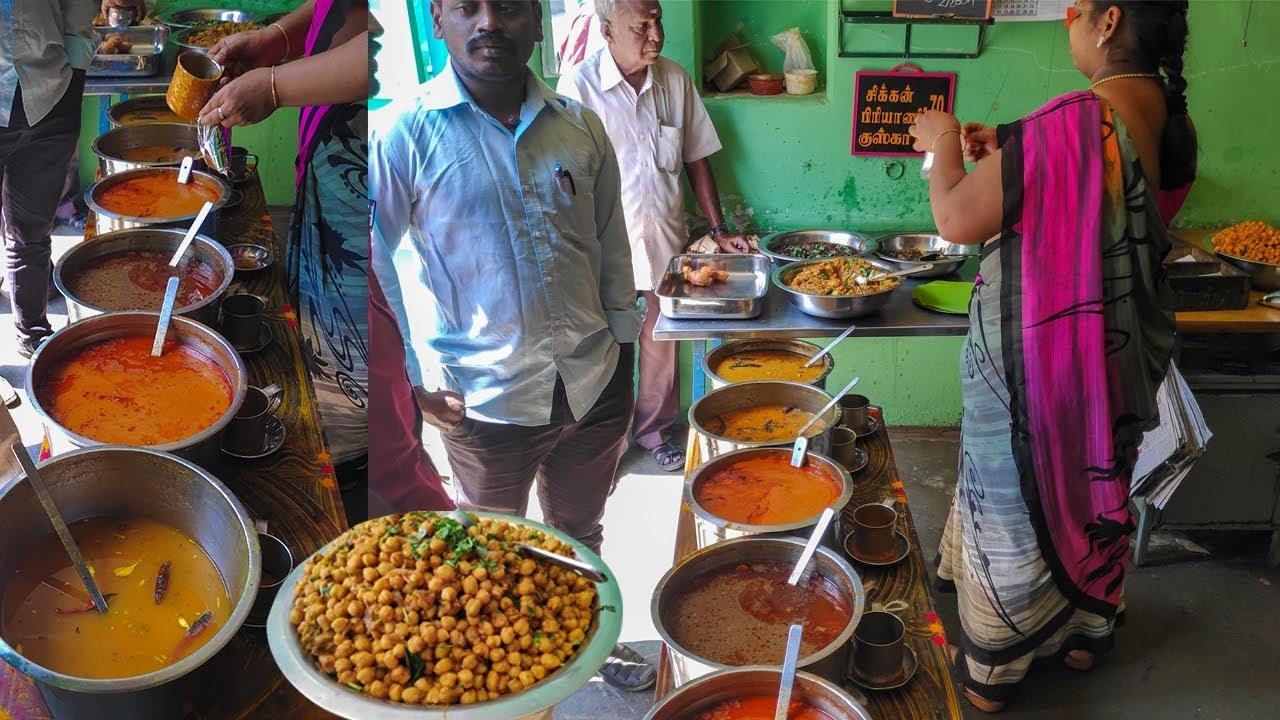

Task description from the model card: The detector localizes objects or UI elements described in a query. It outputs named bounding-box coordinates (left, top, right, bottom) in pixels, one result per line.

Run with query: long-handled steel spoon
left=11, top=442, right=109, bottom=614
left=774, top=624, right=804, bottom=720
left=151, top=276, right=180, bottom=357
left=167, top=200, right=214, bottom=268
left=787, top=507, right=835, bottom=586
left=791, top=375, right=861, bottom=467
left=854, top=263, right=936, bottom=285
left=450, top=511, right=608, bottom=583
left=803, top=324, right=857, bottom=368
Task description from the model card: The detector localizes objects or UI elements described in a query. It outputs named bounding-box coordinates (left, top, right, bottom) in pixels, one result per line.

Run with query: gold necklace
left=1089, top=72, right=1160, bottom=90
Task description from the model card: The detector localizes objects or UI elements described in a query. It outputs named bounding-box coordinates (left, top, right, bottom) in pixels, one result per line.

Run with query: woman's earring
left=1096, top=36, right=1105, bottom=48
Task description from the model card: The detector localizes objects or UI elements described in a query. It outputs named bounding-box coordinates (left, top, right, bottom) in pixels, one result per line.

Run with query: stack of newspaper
left=1130, top=364, right=1212, bottom=509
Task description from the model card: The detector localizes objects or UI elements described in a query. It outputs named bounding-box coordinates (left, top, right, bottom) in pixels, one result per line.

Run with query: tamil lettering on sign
left=850, top=66, right=956, bottom=157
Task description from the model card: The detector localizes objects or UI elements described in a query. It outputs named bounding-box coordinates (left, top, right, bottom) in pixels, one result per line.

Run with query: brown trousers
left=633, top=290, right=680, bottom=450
left=440, top=345, right=635, bottom=554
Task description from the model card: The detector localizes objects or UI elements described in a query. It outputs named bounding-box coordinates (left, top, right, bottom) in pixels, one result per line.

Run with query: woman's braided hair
left=1094, top=0, right=1197, bottom=189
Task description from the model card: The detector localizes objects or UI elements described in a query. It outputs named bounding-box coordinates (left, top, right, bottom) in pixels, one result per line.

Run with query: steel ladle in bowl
left=853, top=263, right=935, bottom=285
left=450, top=511, right=608, bottom=583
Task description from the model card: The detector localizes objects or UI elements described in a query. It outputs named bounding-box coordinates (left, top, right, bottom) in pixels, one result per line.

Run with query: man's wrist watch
left=710, top=222, right=729, bottom=236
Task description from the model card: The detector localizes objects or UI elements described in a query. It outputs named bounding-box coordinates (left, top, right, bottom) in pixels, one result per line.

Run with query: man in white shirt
left=1, top=0, right=94, bottom=359
left=559, top=0, right=748, bottom=472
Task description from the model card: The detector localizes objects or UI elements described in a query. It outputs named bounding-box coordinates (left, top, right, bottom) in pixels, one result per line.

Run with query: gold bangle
left=270, top=65, right=280, bottom=109
left=270, top=22, right=290, bottom=61
left=931, top=128, right=961, bottom=153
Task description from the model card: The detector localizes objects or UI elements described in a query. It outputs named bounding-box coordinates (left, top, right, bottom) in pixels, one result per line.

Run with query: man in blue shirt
left=370, top=0, right=642, bottom=554
left=1, top=0, right=94, bottom=358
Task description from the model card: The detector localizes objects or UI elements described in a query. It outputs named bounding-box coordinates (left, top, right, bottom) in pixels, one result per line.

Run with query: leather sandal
left=649, top=441, right=685, bottom=472
left=597, top=643, right=656, bottom=691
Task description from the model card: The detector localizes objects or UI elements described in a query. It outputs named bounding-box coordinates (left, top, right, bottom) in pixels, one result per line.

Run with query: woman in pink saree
left=908, top=1, right=1196, bottom=711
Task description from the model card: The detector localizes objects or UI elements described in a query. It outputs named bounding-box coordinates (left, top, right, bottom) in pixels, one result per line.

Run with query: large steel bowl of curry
left=53, top=228, right=234, bottom=327
left=643, top=666, right=871, bottom=720
left=25, top=311, right=247, bottom=464
left=688, top=380, right=840, bottom=461
left=91, top=123, right=203, bottom=176
left=0, top=446, right=260, bottom=720
left=266, top=511, right=623, bottom=720
left=105, top=95, right=189, bottom=129
left=702, top=338, right=835, bottom=392
left=85, top=166, right=229, bottom=237
left=684, top=447, right=852, bottom=552
left=651, top=536, right=865, bottom=690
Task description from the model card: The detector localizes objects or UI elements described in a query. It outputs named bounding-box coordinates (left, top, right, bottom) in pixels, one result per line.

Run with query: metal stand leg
left=689, top=339, right=720, bottom=403
left=1132, top=496, right=1156, bottom=567
left=1268, top=528, right=1280, bottom=568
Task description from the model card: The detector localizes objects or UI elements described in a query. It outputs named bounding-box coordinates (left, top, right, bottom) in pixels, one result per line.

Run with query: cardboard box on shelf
left=705, top=47, right=759, bottom=93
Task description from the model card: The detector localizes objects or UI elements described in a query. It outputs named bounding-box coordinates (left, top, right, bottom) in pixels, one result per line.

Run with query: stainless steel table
left=652, top=274, right=971, bottom=399
left=86, top=70, right=174, bottom=135
left=652, top=278, right=969, bottom=341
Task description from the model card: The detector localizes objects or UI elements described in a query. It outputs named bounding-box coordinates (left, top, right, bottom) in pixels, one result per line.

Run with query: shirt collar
left=599, top=52, right=664, bottom=93
left=423, top=60, right=584, bottom=133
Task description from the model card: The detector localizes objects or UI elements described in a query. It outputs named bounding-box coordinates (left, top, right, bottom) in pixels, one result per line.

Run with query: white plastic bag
left=771, top=27, right=814, bottom=72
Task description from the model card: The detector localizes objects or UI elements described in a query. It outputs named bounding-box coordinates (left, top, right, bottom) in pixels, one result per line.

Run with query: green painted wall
left=413, top=0, right=1279, bottom=426
left=77, top=1, right=305, bottom=207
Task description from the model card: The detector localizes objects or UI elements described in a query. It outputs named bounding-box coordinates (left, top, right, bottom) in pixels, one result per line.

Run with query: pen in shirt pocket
left=554, top=163, right=576, bottom=196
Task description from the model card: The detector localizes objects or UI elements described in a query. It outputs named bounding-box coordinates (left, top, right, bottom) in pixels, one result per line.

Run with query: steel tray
left=654, top=253, right=770, bottom=320
left=88, top=25, right=168, bottom=77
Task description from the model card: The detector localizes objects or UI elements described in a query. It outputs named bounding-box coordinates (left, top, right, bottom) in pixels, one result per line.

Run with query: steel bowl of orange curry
left=0, top=446, right=260, bottom=719
left=25, top=311, right=247, bottom=463
left=642, top=666, right=871, bottom=720
left=688, top=380, right=842, bottom=462
left=85, top=166, right=230, bottom=237
left=701, top=339, right=835, bottom=392
left=684, top=447, right=852, bottom=552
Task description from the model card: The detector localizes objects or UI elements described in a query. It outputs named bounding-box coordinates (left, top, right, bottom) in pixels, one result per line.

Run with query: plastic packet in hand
left=198, top=123, right=231, bottom=178
left=770, top=27, right=814, bottom=72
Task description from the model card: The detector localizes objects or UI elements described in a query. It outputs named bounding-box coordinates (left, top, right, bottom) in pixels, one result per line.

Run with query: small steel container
left=689, top=380, right=840, bottom=461
left=53, top=228, right=233, bottom=327
left=651, top=536, right=865, bottom=689
left=759, top=229, right=876, bottom=266
left=773, top=257, right=902, bottom=319
left=85, top=166, right=229, bottom=237
left=874, top=232, right=977, bottom=278
left=702, top=338, right=835, bottom=391
left=26, top=312, right=247, bottom=464
left=91, top=123, right=202, bottom=176
left=87, top=25, right=168, bottom=77
left=654, top=253, right=770, bottom=320
left=0, top=446, right=260, bottom=720
left=643, top=667, right=871, bottom=720
left=684, top=447, right=853, bottom=551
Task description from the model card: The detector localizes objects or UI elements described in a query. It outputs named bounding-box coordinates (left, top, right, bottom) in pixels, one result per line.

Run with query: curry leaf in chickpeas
left=290, top=512, right=600, bottom=706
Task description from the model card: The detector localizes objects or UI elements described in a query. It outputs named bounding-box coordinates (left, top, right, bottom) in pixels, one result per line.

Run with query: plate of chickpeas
left=267, top=511, right=622, bottom=719
left=1212, top=221, right=1280, bottom=291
